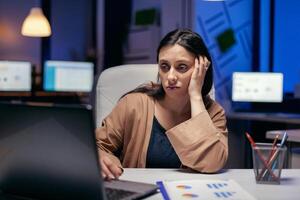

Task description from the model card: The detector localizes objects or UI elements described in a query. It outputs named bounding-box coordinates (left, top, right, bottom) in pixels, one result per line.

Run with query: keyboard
left=105, top=187, right=137, bottom=200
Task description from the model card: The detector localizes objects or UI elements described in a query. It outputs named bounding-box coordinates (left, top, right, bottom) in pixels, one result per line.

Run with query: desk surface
left=227, top=112, right=300, bottom=124
left=121, top=169, right=300, bottom=200
left=266, top=129, right=300, bottom=142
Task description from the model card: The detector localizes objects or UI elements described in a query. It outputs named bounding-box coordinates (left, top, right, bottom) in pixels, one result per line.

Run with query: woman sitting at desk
left=96, top=29, right=228, bottom=180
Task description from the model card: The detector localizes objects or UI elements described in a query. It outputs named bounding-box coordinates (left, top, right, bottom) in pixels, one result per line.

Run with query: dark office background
left=0, top=0, right=299, bottom=112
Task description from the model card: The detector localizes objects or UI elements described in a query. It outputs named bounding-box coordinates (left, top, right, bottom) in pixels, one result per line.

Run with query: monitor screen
left=43, top=60, right=94, bottom=92
left=0, top=61, right=32, bottom=91
left=232, top=72, right=283, bottom=102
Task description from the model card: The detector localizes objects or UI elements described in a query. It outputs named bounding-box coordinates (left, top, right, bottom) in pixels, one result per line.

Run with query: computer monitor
left=0, top=61, right=32, bottom=91
left=43, top=60, right=94, bottom=92
left=232, top=72, right=283, bottom=103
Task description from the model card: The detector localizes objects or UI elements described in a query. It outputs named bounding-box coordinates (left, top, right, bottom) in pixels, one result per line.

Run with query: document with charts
left=156, top=179, right=256, bottom=200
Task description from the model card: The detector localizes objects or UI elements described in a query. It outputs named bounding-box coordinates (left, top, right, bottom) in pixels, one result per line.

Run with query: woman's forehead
left=158, top=44, right=194, bottom=61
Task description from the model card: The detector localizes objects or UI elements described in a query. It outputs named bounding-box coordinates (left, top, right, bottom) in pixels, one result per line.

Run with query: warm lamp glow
left=21, top=7, right=51, bottom=37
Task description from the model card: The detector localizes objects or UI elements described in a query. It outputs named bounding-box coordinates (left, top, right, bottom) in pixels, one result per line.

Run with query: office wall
left=259, top=0, right=300, bottom=95
left=161, top=0, right=193, bottom=36
left=194, top=0, right=253, bottom=111
left=96, top=0, right=104, bottom=73
left=273, top=0, right=300, bottom=94
left=50, top=0, right=94, bottom=62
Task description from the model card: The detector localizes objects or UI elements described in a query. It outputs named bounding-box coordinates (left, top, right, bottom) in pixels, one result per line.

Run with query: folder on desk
left=157, top=179, right=256, bottom=200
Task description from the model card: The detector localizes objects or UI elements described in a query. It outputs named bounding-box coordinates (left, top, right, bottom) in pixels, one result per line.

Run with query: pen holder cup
left=252, top=143, right=286, bottom=184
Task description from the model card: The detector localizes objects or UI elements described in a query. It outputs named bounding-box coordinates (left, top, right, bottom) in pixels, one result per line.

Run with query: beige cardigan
left=96, top=92, right=228, bottom=173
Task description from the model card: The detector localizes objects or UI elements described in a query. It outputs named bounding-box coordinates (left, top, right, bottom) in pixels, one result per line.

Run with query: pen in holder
left=252, top=143, right=287, bottom=184
left=245, top=132, right=287, bottom=185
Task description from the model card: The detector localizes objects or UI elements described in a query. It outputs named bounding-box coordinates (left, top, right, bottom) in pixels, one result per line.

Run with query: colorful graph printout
left=157, top=179, right=256, bottom=200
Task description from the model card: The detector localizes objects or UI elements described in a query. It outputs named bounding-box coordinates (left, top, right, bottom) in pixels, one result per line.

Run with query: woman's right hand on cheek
left=188, top=56, right=209, bottom=99
left=100, top=153, right=123, bottom=180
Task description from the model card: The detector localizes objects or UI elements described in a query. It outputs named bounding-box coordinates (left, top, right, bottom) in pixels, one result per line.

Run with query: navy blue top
left=146, top=117, right=181, bottom=168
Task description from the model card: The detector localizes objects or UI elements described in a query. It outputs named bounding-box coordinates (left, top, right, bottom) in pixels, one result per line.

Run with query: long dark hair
left=123, top=28, right=213, bottom=99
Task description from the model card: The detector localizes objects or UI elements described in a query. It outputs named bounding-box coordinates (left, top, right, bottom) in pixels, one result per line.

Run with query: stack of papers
left=157, top=179, right=256, bottom=200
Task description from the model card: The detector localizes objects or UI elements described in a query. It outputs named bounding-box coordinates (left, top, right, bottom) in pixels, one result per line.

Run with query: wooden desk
left=121, top=168, right=300, bottom=200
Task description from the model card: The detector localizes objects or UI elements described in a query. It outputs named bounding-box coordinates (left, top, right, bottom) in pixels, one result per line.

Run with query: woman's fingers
left=100, top=158, right=115, bottom=180
left=104, top=158, right=123, bottom=178
left=192, top=57, right=200, bottom=78
left=196, top=56, right=205, bottom=75
left=199, top=56, right=205, bottom=75
left=100, top=156, right=123, bottom=180
left=204, top=56, right=210, bottom=70
left=198, top=56, right=210, bottom=76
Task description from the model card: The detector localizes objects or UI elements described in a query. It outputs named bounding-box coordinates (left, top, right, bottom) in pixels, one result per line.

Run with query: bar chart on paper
left=157, top=179, right=256, bottom=200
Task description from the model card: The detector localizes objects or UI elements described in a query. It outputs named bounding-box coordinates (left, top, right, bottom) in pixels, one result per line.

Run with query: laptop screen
left=0, top=103, right=103, bottom=199
left=0, top=61, right=32, bottom=91
left=232, top=72, right=283, bottom=103
left=43, top=60, right=94, bottom=92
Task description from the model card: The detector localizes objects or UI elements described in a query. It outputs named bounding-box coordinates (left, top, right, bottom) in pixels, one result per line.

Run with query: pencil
left=259, top=132, right=288, bottom=180
left=245, top=132, right=278, bottom=180
left=257, top=134, right=279, bottom=180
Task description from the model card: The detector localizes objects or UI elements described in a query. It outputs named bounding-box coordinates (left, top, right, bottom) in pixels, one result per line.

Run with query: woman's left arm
left=166, top=103, right=228, bottom=173
left=166, top=56, right=228, bottom=173
left=188, top=56, right=210, bottom=117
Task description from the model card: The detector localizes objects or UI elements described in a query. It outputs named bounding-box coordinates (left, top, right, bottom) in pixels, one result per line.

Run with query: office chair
left=96, top=64, right=215, bottom=127
left=96, top=64, right=158, bottom=126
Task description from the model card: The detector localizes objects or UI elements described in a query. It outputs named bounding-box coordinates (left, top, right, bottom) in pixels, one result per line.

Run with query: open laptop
left=0, top=103, right=157, bottom=200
